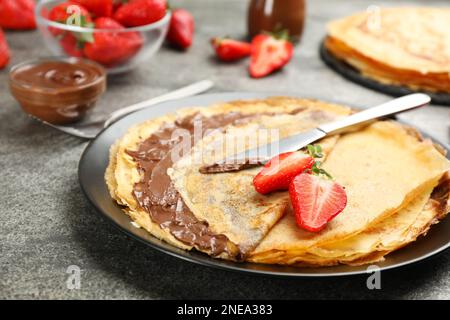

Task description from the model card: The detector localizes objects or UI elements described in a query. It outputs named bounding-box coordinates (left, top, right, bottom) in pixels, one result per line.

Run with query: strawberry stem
left=305, top=144, right=332, bottom=179
left=263, top=28, right=292, bottom=42
left=310, top=161, right=333, bottom=179
left=306, top=144, right=323, bottom=158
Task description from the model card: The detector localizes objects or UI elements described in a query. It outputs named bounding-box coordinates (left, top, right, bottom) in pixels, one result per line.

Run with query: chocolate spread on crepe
left=126, top=112, right=262, bottom=257
left=126, top=108, right=309, bottom=257
left=198, top=160, right=265, bottom=174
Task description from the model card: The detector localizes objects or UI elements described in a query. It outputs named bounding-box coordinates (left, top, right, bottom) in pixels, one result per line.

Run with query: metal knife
left=204, top=93, right=431, bottom=173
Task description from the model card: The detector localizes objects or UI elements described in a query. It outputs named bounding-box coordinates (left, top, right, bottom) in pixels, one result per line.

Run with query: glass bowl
left=9, top=57, right=106, bottom=124
left=35, top=0, right=171, bottom=74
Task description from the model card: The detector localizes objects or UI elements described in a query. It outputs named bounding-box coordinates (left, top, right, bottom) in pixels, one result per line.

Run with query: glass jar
left=248, top=0, right=306, bottom=42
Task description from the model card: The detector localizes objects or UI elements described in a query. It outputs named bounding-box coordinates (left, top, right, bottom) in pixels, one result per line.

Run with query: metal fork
left=30, top=80, right=214, bottom=139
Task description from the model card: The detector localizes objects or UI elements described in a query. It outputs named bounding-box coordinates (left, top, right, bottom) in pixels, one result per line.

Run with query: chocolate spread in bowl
left=9, top=57, right=106, bottom=124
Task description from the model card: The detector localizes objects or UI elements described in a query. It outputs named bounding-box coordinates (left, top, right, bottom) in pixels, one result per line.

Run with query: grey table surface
left=1, top=0, right=450, bottom=300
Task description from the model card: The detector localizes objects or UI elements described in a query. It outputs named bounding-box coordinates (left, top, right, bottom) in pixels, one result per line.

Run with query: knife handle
left=318, top=93, right=431, bottom=135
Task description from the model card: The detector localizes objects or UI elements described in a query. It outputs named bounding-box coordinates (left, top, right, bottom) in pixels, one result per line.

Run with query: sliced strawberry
left=83, top=17, right=143, bottom=67
left=72, top=0, right=113, bottom=17
left=249, top=33, right=293, bottom=78
left=253, top=152, right=314, bottom=195
left=113, top=0, right=167, bottom=27
left=0, top=0, right=36, bottom=30
left=167, top=8, right=194, bottom=49
left=0, top=28, right=10, bottom=69
left=211, top=38, right=251, bottom=62
left=289, top=173, right=347, bottom=232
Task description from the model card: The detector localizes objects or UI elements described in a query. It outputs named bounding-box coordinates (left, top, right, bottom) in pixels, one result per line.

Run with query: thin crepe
left=248, top=121, right=450, bottom=264
left=248, top=174, right=450, bottom=266
left=326, top=7, right=450, bottom=93
left=106, top=97, right=351, bottom=259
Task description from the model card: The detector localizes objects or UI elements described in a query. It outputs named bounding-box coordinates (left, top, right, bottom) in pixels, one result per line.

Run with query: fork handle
left=103, top=80, right=214, bottom=128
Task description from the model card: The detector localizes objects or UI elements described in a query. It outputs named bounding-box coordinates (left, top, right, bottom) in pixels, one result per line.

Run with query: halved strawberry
left=211, top=37, right=251, bottom=62
left=289, top=173, right=347, bottom=232
left=253, top=152, right=314, bottom=195
left=249, top=33, right=293, bottom=78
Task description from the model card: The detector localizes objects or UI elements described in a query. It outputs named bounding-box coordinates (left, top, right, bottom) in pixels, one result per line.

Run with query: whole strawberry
left=211, top=37, right=251, bottom=62
left=0, top=28, right=10, bottom=69
left=114, top=0, right=167, bottom=27
left=72, top=0, right=113, bottom=17
left=0, top=0, right=36, bottom=30
left=167, top=8, right=194, bottom=49
left=83, top=17, right=143, bottom=66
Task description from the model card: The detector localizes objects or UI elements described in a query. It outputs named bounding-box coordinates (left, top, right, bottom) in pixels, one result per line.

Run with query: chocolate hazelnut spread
left=9, top=58, right=106, bottom=124
left=127, top=108, right=308, bottom=257
left=198, top=160, right=265, bottom=174
left=248, top=0, right=306, bottom=41
left=127, top=112, right=257, bottom=257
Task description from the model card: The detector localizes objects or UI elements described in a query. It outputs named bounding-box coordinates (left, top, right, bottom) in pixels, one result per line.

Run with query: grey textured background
left=1, top=0, right=449, bottom=299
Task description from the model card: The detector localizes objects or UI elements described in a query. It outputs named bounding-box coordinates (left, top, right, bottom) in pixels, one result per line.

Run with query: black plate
left=320, top=40, right=450, bottom=106
left=79, top=92, right=450, bottom=277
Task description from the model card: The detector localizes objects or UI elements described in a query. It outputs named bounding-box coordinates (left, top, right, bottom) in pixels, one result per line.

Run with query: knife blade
left=201, top=93, right=430, bottom=174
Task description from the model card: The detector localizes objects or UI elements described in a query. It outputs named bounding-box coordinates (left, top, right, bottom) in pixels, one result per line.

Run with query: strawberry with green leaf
left=252, top=143, right=347, bottom=232
left=289, top=147, right=347, bottom=232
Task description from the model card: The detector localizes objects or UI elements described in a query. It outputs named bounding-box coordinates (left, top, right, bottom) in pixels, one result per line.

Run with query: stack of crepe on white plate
left=106, top=97, right=450, bottom=266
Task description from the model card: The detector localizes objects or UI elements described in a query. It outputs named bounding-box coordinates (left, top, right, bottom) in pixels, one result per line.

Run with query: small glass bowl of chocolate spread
left=9, top=57, right=106, bottom=125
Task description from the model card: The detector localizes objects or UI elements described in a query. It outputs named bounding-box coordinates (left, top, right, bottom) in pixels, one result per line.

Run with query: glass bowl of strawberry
left=35, top=0, right=171, bottom=74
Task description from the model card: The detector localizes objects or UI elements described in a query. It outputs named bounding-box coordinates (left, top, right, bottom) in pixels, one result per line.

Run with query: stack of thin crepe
left=325, top=7, right=450, bottom=93
left=106, top=97, right=450, bottom=266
